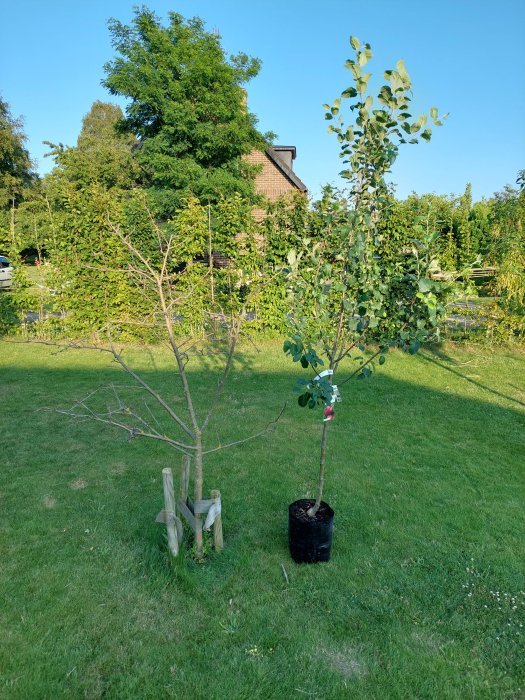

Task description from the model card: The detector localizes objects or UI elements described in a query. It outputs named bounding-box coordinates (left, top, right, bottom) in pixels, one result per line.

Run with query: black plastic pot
left=288, top=498, right=334, bottom=563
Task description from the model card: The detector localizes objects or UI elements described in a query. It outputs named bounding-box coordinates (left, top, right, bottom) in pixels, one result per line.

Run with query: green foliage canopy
left=103, top=8, right=267, bottom=218
left=0, top=97, right=37, bottom=212
left=44, top=101, right=139, bottom=192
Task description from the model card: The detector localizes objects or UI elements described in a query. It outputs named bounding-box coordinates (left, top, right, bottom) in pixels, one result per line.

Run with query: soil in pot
left=288, top=498, right=334, bottom=563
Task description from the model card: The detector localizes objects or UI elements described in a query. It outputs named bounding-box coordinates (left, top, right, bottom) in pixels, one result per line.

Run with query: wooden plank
left=193, top=499, right=214, bottom=514
left=162, top=468, right=179, bottom=557
left=178, top=499, right=196, bottom=532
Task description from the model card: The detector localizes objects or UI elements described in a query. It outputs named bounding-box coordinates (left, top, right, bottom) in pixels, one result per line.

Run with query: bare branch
left=57, top=387, right=195, bottom=454
left=334, top=337, right=360, bottom=366
left=202, top=403, right=286, bottom=456
left=10, top=336, right=196, bottom=440
left=57, top=406, right=195, bottom=455
left=103, top=334, right=196, bottom=440
left=338, top=347, right=383, bottom=387
left=107, top=218, right=159, bottom=280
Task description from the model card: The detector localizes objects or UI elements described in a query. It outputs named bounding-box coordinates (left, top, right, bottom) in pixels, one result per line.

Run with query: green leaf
left=418, top=278, right=433, bottom=292
left=300, top=356, right=309, bottom=369
left=379, top=355, right=386, bottom=365
left=298, top=392, right=311, bottom=408
left=351, top=63, right=362, bottom=80
left=341, top=87, right=358, bottom=99
left=396, top=59, right=410, bottom=86
left=350, top=36, right=360, bottom=51
left=409, top=339, right=421, bottom=355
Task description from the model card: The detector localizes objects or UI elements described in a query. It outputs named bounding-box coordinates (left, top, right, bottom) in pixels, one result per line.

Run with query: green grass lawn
left=1, top=340, right=524, bottom=699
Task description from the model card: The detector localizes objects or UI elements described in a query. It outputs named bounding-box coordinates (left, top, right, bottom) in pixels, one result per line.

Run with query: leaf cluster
left=324, top=37, right=447, bottom=208
left=285, top=37, right=451, bottom=418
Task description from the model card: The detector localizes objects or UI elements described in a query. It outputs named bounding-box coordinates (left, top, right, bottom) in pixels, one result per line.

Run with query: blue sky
left=2, top=0, right=524, bottom=202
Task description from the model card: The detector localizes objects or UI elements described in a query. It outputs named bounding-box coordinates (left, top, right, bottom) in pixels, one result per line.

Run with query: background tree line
left=0, top=7, right=523, bottom=342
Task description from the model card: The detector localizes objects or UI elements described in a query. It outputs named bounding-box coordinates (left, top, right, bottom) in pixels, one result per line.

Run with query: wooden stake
left=211, top=489, right=223, bottom=552
left=180, top=454, right=190, bottom=502
left=162, top=468, right=179, bottom=557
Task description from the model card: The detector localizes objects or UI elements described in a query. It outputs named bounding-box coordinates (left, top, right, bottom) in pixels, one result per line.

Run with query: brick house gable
left=244, top=145, right=307, bottom=219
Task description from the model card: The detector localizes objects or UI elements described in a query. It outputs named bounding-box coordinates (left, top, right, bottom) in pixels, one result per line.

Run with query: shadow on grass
left=419, top=346, right=525, bottom=409
left=2, top=345, right=524, bottom=549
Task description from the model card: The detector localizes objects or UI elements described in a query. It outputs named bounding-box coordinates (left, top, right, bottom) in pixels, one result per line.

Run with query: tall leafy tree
left=0, top=97, right=36, bottom=207
left=45, top=101, right=139, bottom=192
left=284, top=37, right=450, bottom=520
left=40, top=102, right=148, bottom=335
left=0, top=97, right=38, bottom=251
left=103, top=8, right=268, bottom=218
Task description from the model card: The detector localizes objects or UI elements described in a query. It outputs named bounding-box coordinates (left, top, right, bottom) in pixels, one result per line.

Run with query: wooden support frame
left=155, top=457, right=224, bottom=555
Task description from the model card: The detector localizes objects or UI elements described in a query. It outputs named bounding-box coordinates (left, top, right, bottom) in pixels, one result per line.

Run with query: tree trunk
left=307, top=420, right=329, bottom=517
left=194, top=433, right=204, bottom=558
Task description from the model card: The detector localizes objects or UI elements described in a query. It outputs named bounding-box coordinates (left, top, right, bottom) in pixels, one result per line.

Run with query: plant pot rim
left=289, top=498, right=334, bottom=516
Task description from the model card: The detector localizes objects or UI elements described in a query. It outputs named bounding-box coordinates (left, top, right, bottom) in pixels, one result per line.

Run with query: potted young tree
left=284, top=37, right=450, bottom=563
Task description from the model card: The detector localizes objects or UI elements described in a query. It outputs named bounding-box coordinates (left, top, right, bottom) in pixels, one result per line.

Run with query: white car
left=0, top=256, right=13, bottom=289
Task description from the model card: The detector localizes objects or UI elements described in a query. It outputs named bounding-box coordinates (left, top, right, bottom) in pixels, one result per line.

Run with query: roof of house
left=266, top=147, right=308, bottom=194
